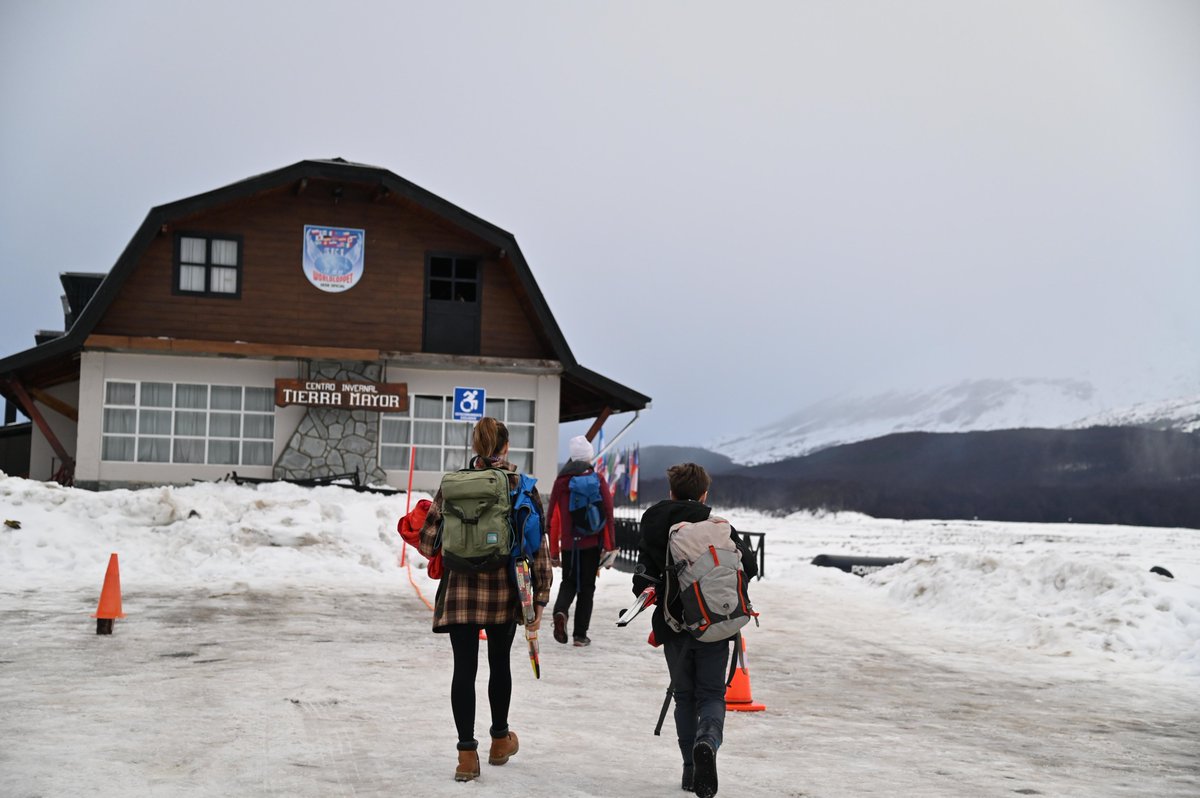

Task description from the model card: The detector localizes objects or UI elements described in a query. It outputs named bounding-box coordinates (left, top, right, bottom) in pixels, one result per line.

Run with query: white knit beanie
left=568, top=435, right=594, bottom=462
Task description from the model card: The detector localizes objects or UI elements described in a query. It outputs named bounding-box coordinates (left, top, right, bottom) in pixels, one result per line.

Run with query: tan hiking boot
left=454, top=749, right=480, bottom=782
left=488, top=731, right=520, bottom=765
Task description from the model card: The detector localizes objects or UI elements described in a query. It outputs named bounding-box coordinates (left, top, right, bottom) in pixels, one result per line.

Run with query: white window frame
left=175, top=233, right=242, bottom=297
left=101, top=380, right=275, bottom=466
left=380, top=394, right=535, bottom=473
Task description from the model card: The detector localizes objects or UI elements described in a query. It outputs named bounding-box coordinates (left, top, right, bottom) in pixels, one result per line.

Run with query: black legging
left=447, top=622, right=518, bottom=749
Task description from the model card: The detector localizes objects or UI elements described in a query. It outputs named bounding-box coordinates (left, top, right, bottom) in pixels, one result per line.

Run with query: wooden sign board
left=275, top=379, right=408, bottom=412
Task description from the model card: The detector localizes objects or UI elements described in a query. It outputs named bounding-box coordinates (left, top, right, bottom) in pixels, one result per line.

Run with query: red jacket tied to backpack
left=398, top=499, right=442, bottom=579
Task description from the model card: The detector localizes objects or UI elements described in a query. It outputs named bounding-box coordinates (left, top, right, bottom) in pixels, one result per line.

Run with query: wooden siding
left=93, top=182, right=555, bottom=360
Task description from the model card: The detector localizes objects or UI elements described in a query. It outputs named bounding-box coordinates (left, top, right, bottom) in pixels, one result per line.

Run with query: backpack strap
left=725, top=631, right=742, bottom=687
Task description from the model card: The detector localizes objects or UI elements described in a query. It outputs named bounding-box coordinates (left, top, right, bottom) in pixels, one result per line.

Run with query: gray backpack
left=663, top=515, right=757, bottom=642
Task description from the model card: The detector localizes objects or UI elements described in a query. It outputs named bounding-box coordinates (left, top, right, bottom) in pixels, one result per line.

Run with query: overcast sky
left=1, top=1, right=1197, bottom=447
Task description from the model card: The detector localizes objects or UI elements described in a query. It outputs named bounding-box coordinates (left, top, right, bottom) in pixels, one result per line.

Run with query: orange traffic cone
left=725, top=636, right=765, bottom=712
left=92, top=553, right=125, bottom=635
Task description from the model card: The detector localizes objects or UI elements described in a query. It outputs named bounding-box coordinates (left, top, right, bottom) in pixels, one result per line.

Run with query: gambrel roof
left=0, top=158, right=649, bottom=422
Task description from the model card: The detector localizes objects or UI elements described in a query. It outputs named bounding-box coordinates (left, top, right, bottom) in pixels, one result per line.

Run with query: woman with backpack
left=547, top=434, right=616, bottom=647
left=417, top=416, right=553, bottom=783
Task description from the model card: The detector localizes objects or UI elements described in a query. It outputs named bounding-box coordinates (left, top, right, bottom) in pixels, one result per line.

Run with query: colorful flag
left=610, top=448, right=625, bottom=499
left=629, top=444, right=639, bottom=502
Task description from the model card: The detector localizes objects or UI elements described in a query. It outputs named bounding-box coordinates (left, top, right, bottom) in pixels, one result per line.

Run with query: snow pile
left=3, top=474, right=1198, bottom=675
left=868, top=552, right=1200, bottom=674
left=0, top=474, right=430, bottom=592
left=720, top=508, right=1200, bottom=675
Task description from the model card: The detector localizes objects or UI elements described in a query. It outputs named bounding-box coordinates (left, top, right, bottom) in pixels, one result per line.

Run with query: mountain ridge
left=710, top=377, right=1200, bottom=466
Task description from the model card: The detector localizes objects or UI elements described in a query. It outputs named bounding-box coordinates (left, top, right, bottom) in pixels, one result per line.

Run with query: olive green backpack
left=438, top=466, right=515, bottom=572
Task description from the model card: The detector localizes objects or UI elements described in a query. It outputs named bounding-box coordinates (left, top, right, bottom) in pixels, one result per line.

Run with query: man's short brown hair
left=667, top=462, right=711, bottom=501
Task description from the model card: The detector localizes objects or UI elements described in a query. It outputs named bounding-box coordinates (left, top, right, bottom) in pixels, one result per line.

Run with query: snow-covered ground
left=1, top=474, right=1197, bottom=797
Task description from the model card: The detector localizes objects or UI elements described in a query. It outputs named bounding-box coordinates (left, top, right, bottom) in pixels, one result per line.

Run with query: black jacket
left=633, top=499, right=758, bottom=644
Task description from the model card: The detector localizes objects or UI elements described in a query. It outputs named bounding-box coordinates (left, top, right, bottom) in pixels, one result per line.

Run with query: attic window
left=174, top=233, right=242, bottom=298
left=428, top=256, right=478, bottom=302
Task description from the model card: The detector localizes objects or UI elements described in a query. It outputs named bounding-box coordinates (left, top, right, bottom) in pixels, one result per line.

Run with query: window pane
left=455, top=260, right=477, bottom=280
left=106, top=382, right=136, bottom=405
left=443, top=449, right=469, bottom=471
left=103, top=408, right=135, bottom=434
left=180, top=264, right=206, bottom=292
left=138, top=409, right=172, bottom=435
left=176, top=384, right=208, bottom=409
left=429, top=279, right=452, bottom=301
left=445, top=421, right=471, bottom=450
left=508, top=451, right=531, bottom=472
left=174, top=411, right=206, bottom=436
left=455, top=282, right=477, bottom=302
left=508, top=399, right=534, bottom=423
left=380, top=445, right=411, bottom=470
left=430, top=257, right=452, bottom=278
left=211, top=386, right=242, bottom=410
left=485, top=398, right=504, bottom=419
left=207, top=440, right=239, bottom=465
left=413, top=396, right=442, bottom=419
left=210, top=412, right=241, bottom=438
left=181, top=237, right=206, bottom=263
left=102, top=436, right=135, bottom=461
left=211, top=266, right=238, bottom=294
left=243, top=414, right=273, bottom=439
left=381, top=418, right=410, bottom=444
left=509, top=424, right=533, bottom=449
left=137, top=437, right=170, bottom=463
left=141, top=382, right=173, bottom=407
left=173, top=439, right=206, bottom=464
left=413, top=420, right=441, bottom=446
left=414, top=448, right=441, bottom=471
left=242, top=441, right=272, bottom=466
left=211, top=239, right=238, bottom=266
left=245, top=387, right=274, bottom=412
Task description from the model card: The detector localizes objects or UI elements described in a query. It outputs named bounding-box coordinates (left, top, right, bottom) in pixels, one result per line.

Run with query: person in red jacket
left=547, top=435, right=616, bottom=646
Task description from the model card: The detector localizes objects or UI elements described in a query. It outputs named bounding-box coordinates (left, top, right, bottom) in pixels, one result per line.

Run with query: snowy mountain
left=712, top=378, right=1200, bottom=466
left=1072, top=395, right=1200, bottom=434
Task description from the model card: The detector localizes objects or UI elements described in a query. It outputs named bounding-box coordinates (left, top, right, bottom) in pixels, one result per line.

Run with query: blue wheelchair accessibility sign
left=453, top=387, right=486, bottom=422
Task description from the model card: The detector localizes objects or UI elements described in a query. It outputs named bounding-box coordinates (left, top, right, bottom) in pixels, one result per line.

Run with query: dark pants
left=663, top=635, right=731, bottom=765
left=552, top=547, right=601, bottom=638
left=447, top=622, right=517, bottom=750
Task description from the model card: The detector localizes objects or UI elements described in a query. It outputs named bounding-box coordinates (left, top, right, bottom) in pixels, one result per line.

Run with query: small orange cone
left=479, top=629, right=487, bottom=641
left=726, top=636, right=765, bottom=712
left=92, top=553, right=125, bottom=635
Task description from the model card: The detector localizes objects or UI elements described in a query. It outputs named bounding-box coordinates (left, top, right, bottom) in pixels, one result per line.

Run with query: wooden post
left=3, top=377, right=75, bottom=485
left=584, top=407, right=613, bottom=443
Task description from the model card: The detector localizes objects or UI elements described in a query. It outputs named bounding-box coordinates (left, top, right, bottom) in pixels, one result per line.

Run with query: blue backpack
left=511, top=473, right=543, bottom=559
left=567, top=472, right=606, bottom=538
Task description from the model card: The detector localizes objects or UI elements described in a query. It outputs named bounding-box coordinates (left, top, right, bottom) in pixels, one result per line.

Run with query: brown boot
left=487, top=731, right=519, bottom=765
left=454, top=749, right=480, bottom=782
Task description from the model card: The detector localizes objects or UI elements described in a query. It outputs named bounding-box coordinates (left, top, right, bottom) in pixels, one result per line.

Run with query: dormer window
left=174, top=233, right=242, bottom=297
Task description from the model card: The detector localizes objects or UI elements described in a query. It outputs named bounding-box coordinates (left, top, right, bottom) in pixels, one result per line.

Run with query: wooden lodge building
left=0, top=158, right=649, bottom=492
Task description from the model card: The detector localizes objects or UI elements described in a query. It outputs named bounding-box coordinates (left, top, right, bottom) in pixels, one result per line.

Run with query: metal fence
left=612, top=516, right=765, bottom=580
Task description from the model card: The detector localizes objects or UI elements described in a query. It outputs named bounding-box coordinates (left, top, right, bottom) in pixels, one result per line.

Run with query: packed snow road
left=2, top=575, right=1196, bottom=798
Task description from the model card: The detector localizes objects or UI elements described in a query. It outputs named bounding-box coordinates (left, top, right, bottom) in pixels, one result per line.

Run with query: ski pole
left=654, top=682, right=674, bottom=736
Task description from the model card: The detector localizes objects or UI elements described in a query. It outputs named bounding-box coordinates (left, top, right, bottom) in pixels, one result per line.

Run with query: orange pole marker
left=725, top=636, right=765, bottom=712
left=92, top=553, right=125, bottom=635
